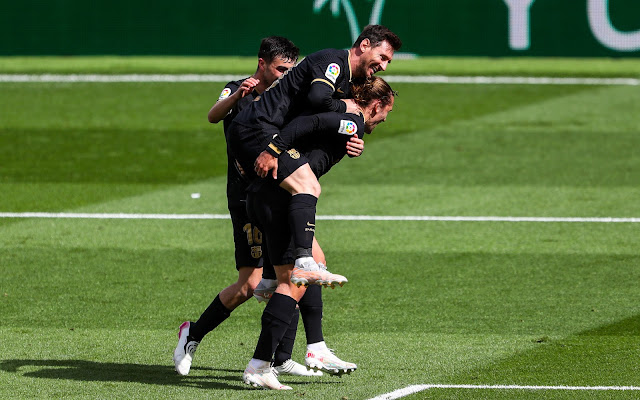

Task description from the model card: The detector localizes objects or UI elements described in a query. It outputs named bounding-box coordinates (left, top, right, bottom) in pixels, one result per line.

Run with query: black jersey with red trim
left=232, top=49, right=352, bottom=144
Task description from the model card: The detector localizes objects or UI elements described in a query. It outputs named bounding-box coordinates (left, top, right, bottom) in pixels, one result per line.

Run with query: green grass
left=1, top=58, right=639, bottom=399
left=1, top=56, right=640, bottom=76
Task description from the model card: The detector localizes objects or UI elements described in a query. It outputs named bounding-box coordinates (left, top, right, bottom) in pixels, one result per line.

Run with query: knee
left=238, top=280, right=259, bottom=300
left=289, top=180, right=321, bottom=198
left=307, top=180, right=321, bottom=198
left=299, top=177, right=321, bottom=197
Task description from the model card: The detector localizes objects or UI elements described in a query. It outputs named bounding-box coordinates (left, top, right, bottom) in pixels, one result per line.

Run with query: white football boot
left=253, top=278, right=278, bottom=303
left=305, top=347, right=357, bottom=376
left=274, top=359, right=323, bottom=377
left=243, top=361, right=292, bottom=390
left=290, top=258, right=347, bottom=288
left=173, top=321, right=199, bottom=376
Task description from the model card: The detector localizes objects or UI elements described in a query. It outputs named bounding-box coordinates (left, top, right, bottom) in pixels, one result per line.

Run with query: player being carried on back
left=241, top=75, right=397, bottom=390
left=228, top=25, right=402, bottom=287
left=174, top=36, right=358, bottom=379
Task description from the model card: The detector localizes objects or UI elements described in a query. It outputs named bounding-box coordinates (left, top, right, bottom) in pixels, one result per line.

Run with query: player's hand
left=342, top=99, right=360, bottom=114
left=238, top=77, right=260, bottom=97
left=254, top=151, right=278, bottom=179
left=346, top=136, right=365, bottom=157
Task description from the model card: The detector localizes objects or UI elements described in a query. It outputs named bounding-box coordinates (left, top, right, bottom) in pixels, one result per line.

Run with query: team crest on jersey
left=218, top=87, right=232, bottom=100
left=338, top=120, right=358, bottom=135
left=287, top=149, right=301, bottom=159
left=251, top=245, right=262, bottom=259
left=325, top=63, right=340, bottom=83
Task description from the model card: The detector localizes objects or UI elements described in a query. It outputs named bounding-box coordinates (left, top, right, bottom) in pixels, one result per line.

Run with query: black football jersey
left=279, top=111, right=365, bottom=178
left=216, top=78, right=257, bottom=203
left=233, top=48, right=353, bottom=139
left=219, top=78, right=256, bottom=137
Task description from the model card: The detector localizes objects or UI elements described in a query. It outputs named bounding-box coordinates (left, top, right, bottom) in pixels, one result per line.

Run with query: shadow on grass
left=0, top=359, right=341, bottom=390
left=0, top=360, right=247, bottom=390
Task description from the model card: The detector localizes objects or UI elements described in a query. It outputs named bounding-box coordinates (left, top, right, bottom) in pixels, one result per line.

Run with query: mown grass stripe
left=1, top=212, right=639, bottom=223
left=0, top=74, right=638, bottom=85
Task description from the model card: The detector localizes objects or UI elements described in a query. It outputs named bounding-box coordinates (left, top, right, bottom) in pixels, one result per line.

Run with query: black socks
left=288, top=194, right=318, bottom=258
left=273, top=308, right=300, bottom=366
left=189, top=294, right=232, bottom=342
left=253, top=293, right=297, bottom=362
left=298, top=284, right=324, bottom=344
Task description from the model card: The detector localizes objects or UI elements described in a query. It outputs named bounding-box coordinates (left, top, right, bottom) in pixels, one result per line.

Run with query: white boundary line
left=368, top=384, right=640, bottom=400
left=0, top=74, right=639, bottom=86
left=0, top=212, right=639, bottom=222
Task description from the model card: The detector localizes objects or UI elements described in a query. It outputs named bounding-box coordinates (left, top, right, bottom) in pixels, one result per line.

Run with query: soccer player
left=228, top=25, right=402, bottom=286
left=173, top=36, right=359, bottom=378
left=242, top=76, right=397, bottom=390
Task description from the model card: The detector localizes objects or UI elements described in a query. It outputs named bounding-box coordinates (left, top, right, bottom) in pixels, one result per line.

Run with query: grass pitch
left=1, top=57, right=639, bottom=399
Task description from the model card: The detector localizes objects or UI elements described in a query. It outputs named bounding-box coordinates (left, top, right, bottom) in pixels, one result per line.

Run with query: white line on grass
left=0, top=74, right=639, bottom=86
left=0, top=74, right=245, bottom=82
left=0, top=212, right=639, bottom=223
left=386, top=75, right=640, bottom=86
left=368, top=384, right=640, bottom=400
left=0, top=212, right=228, bottom=220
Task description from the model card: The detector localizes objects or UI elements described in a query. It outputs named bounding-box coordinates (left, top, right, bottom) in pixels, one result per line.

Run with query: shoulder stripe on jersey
left=311, top=78, right=335, bottom=91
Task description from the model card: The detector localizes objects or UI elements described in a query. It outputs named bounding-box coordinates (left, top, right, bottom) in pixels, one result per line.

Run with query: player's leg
left=174, top=265, right=263, bottom=372
left=280, top=162, right=320, bottom=263
left=298, top=239, right=357, bottom=375
left=276, top=152, right=346, bottom=287
left=173, top=206, right=264, bottom=375
left=300, top=286, right=357, bottom=375
left=272, top=306, right=322, bottom=377
left=243, top=184, right=308, bottom=389
left=244, top=264, right=303, bottom=390
left=246, top=264, right=306, bottom=366
left=254, top=259, right=322, bottom=376
left=254, top=247, right=322, bottom=376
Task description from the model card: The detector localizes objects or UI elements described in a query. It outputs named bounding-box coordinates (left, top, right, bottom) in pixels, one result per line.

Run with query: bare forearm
left=208, top=94, right=238, bottom=123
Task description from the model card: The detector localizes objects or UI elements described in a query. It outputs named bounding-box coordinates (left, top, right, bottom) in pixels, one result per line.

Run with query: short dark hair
left=258, top=36, right=300, bottom=63
left=352, top=25, right=402, bottom=51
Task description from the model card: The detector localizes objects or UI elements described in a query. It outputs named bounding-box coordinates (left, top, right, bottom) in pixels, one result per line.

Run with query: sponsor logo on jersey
left=325, top=63, right=340, bottom=83
left=218, top=87, right=232, bottom=100
left=338, top=120, right=358, bottom=135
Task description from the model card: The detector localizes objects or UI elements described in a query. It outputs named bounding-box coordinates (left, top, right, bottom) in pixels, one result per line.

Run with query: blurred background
left=2, top=0, right=639, bottom=57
